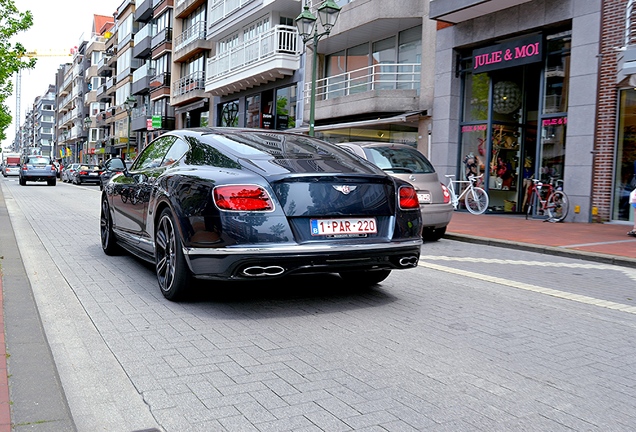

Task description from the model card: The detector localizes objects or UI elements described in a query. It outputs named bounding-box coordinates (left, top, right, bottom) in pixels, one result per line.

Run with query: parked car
left=2, top=157, right=21, bottom=177
left=61, top=163, right=80, bottom=182
left=100, top=128, right=423, bottom=301
left=52, top=160, right=61, bottom=178
left=71, top=164, right=103, bottom=185
left=337, top=142, right=453, bottom=241
left=19, top=154, right=56, bottom=186
left=99, top=158, right=133, bottom=190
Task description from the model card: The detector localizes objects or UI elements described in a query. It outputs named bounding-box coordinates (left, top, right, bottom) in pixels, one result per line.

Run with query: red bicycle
left=524, top=177, right=569, bottom=222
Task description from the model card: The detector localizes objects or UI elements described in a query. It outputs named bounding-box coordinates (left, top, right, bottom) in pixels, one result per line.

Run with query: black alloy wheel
left=100, top=196, right=120, bottom=255
left=155, top=208, right=192, bottom=301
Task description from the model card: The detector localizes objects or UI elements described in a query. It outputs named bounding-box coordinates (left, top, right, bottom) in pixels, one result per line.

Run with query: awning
left=288, top=111, right=427, bottom=134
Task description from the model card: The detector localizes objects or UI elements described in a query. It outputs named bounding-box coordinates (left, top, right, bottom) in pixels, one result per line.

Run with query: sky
left=2, top=0, right=123, bottom=149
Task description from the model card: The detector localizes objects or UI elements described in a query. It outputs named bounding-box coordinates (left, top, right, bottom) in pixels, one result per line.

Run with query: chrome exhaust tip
left=241, top=265, right=286, bottom=277
left=399, top=256, right=418, bottom=267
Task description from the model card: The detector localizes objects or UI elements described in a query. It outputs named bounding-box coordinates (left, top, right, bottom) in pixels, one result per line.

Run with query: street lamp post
left=124, top=96, right=137, bottom=160
left=83, top=116, right=92, bottom=163
left=295, top=0, right=341, bottom=137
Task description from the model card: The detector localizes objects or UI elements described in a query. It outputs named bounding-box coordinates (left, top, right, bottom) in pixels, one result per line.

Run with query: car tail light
left=399, top=186, right=419, bottom=210
left=22, top=165, right=28, bottom=171
left=214, top=185, right=274, bottom=211
left=441, top=183, right=451, bottom=204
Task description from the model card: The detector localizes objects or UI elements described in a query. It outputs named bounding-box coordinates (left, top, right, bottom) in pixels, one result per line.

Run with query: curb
left=444, top=233, right=636, bottom=269
left=0, top=273, right=9, bottom=432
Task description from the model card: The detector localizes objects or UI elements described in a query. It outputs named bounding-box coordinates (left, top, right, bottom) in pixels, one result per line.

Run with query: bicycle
left=444, top=173, right=489, bottom=215
left=524, top=177, right=569, bottom=222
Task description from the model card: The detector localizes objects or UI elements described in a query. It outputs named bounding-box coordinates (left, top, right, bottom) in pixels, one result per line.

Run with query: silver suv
left=19, top=155, right=57, bottom=186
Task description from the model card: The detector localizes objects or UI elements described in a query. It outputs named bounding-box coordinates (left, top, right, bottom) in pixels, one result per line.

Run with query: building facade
left=33, top=86, right=56, bottom=157
left=295, top=0, right=435, bottom=150
left=430, top=0, right=603, bottom=222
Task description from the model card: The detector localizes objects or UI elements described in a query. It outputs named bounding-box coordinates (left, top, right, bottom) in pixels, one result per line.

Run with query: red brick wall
left=594, top=0, right=626, bottom=221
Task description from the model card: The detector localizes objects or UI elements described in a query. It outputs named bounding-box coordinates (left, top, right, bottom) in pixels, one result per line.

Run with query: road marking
left=419, top=256, right=636, bottom=314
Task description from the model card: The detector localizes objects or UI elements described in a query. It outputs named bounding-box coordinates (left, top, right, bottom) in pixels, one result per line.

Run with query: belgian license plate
left=310, top=218, right=377, bottom=236
left=417, top=192, right=431, bottom=203
left=90, top=172, right=98, bottom=176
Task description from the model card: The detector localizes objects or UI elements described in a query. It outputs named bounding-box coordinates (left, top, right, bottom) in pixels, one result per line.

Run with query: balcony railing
left=174, top=21, right=206, bottom=52
left=207, top=25, right=300, bottom=80
left=152, top=27, right=172, bottom=50
left=210, top=0, right=255, bottom=26
left=309, top=63, right=421, bottom=102
left=173, top=70, right=205, bottom=96
left=133, top=63, right=154, bottom=83
left=134, top=23, right=155, bottom=45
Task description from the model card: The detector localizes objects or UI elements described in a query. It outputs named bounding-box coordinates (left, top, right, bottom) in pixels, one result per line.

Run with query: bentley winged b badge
left=333, top=185, right=357, bottom=195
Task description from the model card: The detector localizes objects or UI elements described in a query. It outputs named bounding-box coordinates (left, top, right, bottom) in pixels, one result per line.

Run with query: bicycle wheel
left=547, top=190, right=568, bottom=222
left=464, top=187, right=489, bottom=214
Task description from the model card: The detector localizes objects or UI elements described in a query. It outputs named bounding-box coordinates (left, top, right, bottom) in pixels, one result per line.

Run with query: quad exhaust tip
left=242, top=265, right=285, bottom=277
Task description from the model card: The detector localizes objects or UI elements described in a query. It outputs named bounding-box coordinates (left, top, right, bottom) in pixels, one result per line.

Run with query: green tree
left=0, top=0, right=36, bottom=142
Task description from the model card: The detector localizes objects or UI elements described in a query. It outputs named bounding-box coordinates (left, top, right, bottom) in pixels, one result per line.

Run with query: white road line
left=418, top=258, right=636, bottom=315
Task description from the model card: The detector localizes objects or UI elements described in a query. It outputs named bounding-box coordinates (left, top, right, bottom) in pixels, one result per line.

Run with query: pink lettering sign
left=462, top=125, right=488, bottom=133
left=542, top=117, right=567, bottom=127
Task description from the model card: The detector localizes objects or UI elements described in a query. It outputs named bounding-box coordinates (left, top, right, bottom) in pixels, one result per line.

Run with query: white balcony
left=209, top=0, right=256, bottom=26
left=309, top=63, right=421, bottom=102
left=174, top=20, right=206, bottom=52
left=173, top=70, right=205, bottom=97
left=205, top=25, right=300, bottom=97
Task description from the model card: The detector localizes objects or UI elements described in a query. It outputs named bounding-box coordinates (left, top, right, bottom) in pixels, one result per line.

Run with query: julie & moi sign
left=472, top=35, right=543, bottom=73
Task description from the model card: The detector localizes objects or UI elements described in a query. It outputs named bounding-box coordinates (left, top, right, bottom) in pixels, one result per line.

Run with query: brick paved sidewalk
left=445, top=211, right=636, bottom=266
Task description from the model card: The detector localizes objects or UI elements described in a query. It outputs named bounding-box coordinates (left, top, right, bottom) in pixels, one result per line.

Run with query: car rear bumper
left=183, top=240, right=422, bottom=280
left=78, top=175, right=101, bottom=183
left=21, top=174, right=56, bottom=181
left=421, top=203, right=453, bottom=228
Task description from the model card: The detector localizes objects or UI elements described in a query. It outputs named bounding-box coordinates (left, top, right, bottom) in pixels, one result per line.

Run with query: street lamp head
left=295, top=5, right=317, bottom=43
left=124, top=95, right=137, bottom=113
left=83, top=115, right=92, bottom=129
left=317, top=0, right=341, bottom=33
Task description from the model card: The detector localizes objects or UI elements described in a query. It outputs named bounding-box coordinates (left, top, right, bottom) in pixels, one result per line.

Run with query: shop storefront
left=615, top=89, right=636, bottom=223
left=457, top=30, right=571, bottom=214
left=217, top=84, right=298, bottom=130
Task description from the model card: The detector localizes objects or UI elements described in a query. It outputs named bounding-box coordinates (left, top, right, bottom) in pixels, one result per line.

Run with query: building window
left=245, top=94, right=260, bottom=128
left=219, top=100, right=239, bottom=127
left=614, top=89, right=636, bottom=222
left=275, top=85, right=296, bottom=130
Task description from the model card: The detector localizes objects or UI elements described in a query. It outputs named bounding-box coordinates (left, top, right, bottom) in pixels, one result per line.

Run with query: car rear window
left=363, top=147, right=435, bottom=174
left=79, top=165, right=100, bottom=171
left=27, top=156, right=51, bottom=165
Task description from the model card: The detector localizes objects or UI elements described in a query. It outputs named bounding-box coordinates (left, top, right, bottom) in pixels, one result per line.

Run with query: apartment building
left=96, top=18, right=118, bottom=157
left=171, top=0, right=210, bottom=128
left=83, top=15, right=113, bottom=164
left=146, top=0, right=177, bottom=136
left=112, top=0, right=140, bottom=160
left=293, top=0, right=434, bottom=148
left=33, top=86, right=56, bottom=157
left=55, top=50, right=86, bottom=165
left=203, top=0, right=304, bottom=130
left=132, top=0, right=174, bottom=146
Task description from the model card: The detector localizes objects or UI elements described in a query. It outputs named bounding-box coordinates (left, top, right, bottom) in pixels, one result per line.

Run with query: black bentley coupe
left=100, top=128, right=423, bottom=301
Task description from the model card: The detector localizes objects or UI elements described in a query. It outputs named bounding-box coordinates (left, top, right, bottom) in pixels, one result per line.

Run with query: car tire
left=423, top=226, right=446, bottom=242
left=19, top=178, right=26, bottom=186
left=100, top=196, right=121, bottom=256
left=155, top=208, right=192, bottom=301
left=339, top=269, right=392, bottom=286
left=47, top=179, right=56, bottom=186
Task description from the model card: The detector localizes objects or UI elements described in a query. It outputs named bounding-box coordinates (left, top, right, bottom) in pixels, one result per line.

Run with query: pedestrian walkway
left=444, top=211, right=636, bottom=268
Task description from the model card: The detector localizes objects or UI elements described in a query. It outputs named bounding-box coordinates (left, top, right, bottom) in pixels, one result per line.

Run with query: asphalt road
left=2, top=176, right=636, bottom=431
